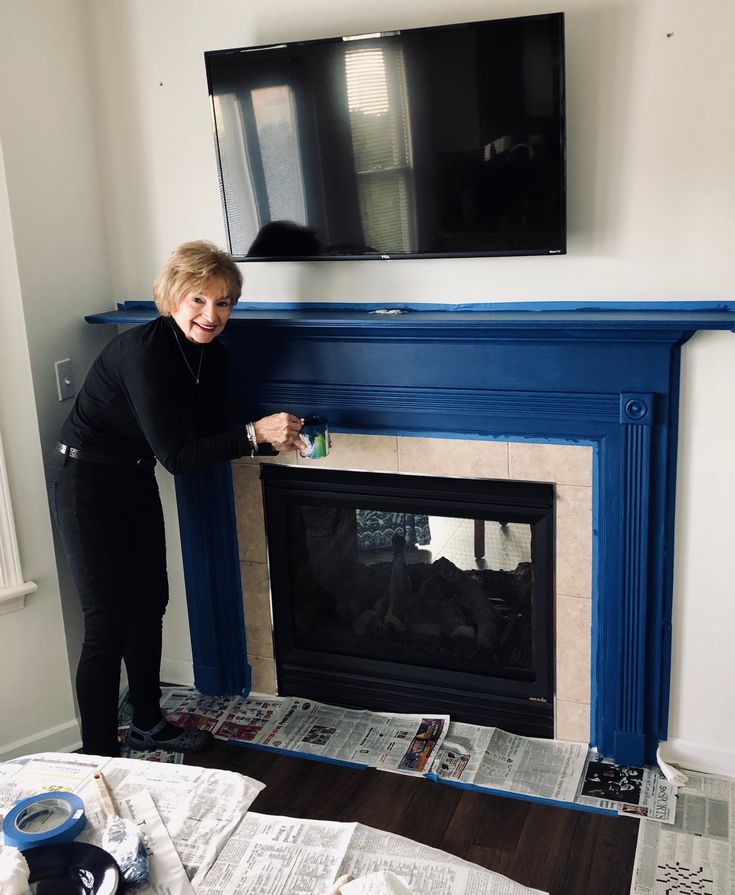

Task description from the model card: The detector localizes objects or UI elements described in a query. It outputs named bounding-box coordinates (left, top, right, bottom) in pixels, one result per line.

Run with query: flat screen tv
left=205, top=12, right=566, bottom=261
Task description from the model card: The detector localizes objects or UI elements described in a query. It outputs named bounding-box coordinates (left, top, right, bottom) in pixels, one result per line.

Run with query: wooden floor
left=189, top=740, right=640, bottom=895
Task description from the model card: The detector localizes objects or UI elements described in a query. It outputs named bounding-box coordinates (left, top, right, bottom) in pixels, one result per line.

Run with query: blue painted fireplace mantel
left=87, top=301, right=735, bottom=766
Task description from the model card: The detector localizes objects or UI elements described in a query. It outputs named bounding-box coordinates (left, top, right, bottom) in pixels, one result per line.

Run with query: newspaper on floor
left=430, top=721, right=588, bottom=803
left=122, top=745, right=184, bottom=764
left=576, top=754, right=677, bottom=823
left=214, top=693, right=290, bottom=743
left=197, top=812, right=547, bottom=895
left=159, top=688, right=241, bottom=736
left=210, top=692, right=449, bottom=776
left=630, top=770, right=733, bottom=895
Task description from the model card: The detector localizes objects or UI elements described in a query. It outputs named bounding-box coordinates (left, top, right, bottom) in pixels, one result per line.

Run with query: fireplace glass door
left=261, top=465, right=554, bottom=737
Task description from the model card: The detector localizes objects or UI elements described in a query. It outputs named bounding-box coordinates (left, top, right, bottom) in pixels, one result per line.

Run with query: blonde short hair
left=153, top=240, right=242, bottom=315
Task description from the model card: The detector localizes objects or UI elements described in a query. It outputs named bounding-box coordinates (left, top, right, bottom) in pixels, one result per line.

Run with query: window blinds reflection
left=212, top=93, right=259, bottom=254
left=344, top=46, right=416, bottom=253
left=250, top=85, right=307, bottom=226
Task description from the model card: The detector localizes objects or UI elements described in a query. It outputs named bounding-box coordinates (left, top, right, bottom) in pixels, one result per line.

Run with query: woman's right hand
left=252, top=412, right=303, bottom=452
left=327, top=874, right=354, bottom=895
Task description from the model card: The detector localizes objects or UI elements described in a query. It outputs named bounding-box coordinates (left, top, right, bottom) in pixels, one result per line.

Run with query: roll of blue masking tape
left=2, top=792, right=85, bottom=851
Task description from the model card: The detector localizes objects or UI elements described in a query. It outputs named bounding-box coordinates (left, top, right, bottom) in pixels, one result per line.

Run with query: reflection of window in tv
left=212, top=92, right=260, bottom=250
left=250, top=85, right=307, bottom=226
left=344, top=44, right=416, bottom=253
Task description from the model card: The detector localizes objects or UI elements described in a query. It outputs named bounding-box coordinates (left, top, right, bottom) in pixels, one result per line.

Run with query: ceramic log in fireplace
left=262, top=465, right=555, bottom=737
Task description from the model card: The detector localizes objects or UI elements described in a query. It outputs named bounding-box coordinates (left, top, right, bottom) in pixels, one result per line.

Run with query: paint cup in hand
left=299, top=416, right=329, bottom=459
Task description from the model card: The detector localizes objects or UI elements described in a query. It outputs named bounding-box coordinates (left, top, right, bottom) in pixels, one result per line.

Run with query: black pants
left=48, top=452, right=169, bottom=756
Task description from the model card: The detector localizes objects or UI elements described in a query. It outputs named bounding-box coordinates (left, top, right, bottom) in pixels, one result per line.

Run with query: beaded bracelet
left=245, top=421, right=258, bottom=457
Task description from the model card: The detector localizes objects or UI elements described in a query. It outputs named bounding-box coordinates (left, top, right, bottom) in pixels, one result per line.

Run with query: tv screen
left=205, top=12, right=566, bottom=261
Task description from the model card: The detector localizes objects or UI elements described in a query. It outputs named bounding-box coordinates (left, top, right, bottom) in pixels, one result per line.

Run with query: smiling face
left=170, top=281, right=234, bottom=343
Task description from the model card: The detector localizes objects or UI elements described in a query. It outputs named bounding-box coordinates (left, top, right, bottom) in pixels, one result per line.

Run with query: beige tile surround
left=233, top=435, right=593, bottom=743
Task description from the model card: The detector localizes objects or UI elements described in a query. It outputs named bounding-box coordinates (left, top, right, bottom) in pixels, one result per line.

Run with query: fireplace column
left=615, top=393, right=654, bottom=761
left=174, top=462, right=251, bottom=694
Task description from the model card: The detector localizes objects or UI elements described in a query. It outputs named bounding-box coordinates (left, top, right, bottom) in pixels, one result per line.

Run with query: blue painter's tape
left=423, top=772, right=618, bottom=815
left=2, top=792, right=85, bottom=851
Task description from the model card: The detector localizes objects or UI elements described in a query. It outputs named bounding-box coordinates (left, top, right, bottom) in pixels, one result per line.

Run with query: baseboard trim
left=0, top=718, right=81, bottom=761
left=659, top=738, right=735, bottom=778
left=160, top=657, right=194, bottom=687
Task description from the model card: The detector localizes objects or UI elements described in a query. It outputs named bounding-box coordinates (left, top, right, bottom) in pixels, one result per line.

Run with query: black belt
left=55, top=441, right=155, bottom=469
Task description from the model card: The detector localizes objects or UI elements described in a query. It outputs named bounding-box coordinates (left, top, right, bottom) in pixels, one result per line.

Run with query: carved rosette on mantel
left=86, top=302, right=735, bottom=766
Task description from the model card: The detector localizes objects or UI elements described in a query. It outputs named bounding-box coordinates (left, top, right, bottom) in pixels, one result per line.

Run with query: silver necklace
left=171, top=328, right=204, bottom=385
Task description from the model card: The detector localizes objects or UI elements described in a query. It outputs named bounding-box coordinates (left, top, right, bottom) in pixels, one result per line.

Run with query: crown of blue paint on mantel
left=87, top=301, right=735, bottom=766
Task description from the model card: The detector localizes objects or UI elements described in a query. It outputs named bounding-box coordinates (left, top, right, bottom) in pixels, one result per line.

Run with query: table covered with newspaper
left=0, top=752, right=545, bottom=895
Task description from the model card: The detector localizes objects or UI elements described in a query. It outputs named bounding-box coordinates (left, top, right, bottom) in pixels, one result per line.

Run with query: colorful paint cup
left=299, top=416, right=329, bottom=459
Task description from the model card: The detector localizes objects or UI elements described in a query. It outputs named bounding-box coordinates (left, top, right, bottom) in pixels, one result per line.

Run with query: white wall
left=85, top=0, right=735, bottom=304
left=669, top=332, right=735, bottom=776
left=0, top=0, right=732, bottom=769
left=0, top=0, right=123, bottom=756
left=0, top=140, right=79, bottom=758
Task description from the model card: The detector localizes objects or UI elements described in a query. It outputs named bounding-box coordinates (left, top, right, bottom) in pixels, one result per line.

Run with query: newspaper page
left=213, top=693, right=292, bottom=743
left=116, top=789, right=196, bottom=895
left=339, top=823, right=547, bottom=895
left=431, top=722, right=496, bottom=782
left=159, top=688, right=240, bottom=737
left=346, top=714, right=448, bottom=774
left=0, top=753, right=106, bottom=822
left=630, top=771, right=733, bottom=895
left=100, top=756, right=264, bottom=884
left=254, top=698, right=368, bottom=759
left=219, top=694, right=449, bottom=776
left=432, top=723, right=587, bottom=803
left=197, top=813, right=546, bottom=895
left=197, top=812, right=355, bottom=895
left=120, top=742, right=184, bottom=764
left=576, top=755, right=677, bottom=823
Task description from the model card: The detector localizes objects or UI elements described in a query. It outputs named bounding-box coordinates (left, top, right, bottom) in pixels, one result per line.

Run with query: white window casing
left=0, top=428, right=37, bottom=613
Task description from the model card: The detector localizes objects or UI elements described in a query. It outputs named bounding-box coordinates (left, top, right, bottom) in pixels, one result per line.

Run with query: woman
left=49, top=240, right=303, bottom=757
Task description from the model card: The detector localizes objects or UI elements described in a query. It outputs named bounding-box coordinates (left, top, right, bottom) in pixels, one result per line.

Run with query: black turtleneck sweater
left=58, top=315, right=250, bottom=474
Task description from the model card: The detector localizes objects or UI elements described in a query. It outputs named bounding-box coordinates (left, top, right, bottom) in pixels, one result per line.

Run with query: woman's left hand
left=253, top=412, right=303, bottom=451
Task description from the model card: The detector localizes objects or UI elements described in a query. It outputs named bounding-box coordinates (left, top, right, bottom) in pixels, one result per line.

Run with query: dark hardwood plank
left=441, top=789, right=529, bottom=857
left=188, top=741, right=639, bottom=894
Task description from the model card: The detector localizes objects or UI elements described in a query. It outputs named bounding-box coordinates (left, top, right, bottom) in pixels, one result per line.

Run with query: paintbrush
left=94, top=772, right=150, bottom=888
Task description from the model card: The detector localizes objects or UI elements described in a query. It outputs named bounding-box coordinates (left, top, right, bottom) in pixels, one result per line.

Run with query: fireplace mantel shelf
left=87, top=301, right=735, bottom=336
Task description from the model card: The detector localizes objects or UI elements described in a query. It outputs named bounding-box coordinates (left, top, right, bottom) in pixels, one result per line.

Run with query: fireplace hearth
left=262, top=466, right=554, bottom=736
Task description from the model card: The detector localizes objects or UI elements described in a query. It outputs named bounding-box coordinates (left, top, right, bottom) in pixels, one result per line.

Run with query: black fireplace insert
left=261, top=465, right=555, bottom=737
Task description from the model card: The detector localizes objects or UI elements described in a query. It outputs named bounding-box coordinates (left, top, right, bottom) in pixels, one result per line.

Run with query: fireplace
left=87, top=301, right=735, bottom=765
left=261, top=465, right=555, bottom=737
